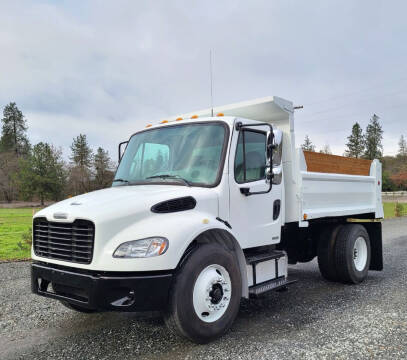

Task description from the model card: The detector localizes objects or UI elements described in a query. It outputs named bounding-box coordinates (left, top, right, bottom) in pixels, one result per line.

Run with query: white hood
left=35, top=185, right=219, bottom=224
left=32, top=184, right=221, bottom=271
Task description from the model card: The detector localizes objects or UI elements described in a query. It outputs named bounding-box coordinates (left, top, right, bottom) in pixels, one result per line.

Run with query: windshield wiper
left=146, top=174, right=191, bottom=187
left=112, top=178, right=129, bottom=184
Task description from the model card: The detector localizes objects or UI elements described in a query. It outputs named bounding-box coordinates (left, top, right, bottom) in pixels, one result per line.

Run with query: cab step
left=245, top=249, right=286, bottom=265
left=245, top=249, right=292, bottom=292
left=249, top=277, right=297, bottom=296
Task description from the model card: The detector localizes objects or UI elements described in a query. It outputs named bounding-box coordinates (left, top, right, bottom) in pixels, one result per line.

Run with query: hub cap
left=192, top=264, right=232, bottom=323
left=353, top=236, right=368, bottom=271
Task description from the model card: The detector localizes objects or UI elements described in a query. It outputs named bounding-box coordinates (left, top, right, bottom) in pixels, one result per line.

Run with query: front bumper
left=31, top=262, right=173, bottom=312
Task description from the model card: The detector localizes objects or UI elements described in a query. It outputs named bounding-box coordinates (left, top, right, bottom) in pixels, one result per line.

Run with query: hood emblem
left=53, top=212, right=68, bottom=219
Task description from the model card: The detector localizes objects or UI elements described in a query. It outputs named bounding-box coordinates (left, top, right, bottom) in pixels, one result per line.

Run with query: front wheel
left=164, top=242, right=242, bottom=344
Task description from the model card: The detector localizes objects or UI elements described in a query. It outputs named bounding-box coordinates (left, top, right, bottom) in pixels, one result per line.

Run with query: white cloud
left=1, top=0, right=406, bottom=158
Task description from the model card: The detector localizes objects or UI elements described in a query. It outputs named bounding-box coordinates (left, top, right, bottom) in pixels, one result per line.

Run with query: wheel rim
left=192, top=264, right=232, bottom=323
left=353, top=236, right=368, bottom=271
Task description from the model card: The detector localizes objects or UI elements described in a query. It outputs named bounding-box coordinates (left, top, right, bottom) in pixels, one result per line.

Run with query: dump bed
left=297, top=151, right=383, bottom=221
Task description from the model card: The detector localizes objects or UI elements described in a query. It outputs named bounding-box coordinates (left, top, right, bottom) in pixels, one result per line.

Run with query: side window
left=234, top=130, right=266, bottom=183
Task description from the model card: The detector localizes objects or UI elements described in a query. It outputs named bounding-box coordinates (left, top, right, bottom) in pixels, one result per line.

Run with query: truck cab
left=31, top=96, right=383, bottom=343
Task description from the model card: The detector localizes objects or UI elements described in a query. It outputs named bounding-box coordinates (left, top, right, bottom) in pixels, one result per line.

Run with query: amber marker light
left=216, top=112, right=224, bottom=117
left=146, top=124, right=152, bottom=128
left=191, top=115, right=198, bottom=119
left=160, top=120, right=169, bottom=124
left=176, top=117, right=183, bottom=121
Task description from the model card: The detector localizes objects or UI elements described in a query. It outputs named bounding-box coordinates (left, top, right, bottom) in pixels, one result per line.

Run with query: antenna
left=209, top=50, right=214, bottom=116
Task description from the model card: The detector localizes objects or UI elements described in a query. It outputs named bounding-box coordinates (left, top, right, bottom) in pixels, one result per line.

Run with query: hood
left=34, top=185, right=219, bottom=224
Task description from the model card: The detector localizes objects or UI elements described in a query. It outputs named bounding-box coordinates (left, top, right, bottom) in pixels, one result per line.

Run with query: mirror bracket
left=118, top=141, right=129, bottom=163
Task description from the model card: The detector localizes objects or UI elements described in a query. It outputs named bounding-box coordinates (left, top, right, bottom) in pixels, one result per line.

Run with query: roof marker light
left=216, top=113, right=224, bottom=117
left=146, top=124, right=152, bottom=128
left=160, top=120, right=169, bottom=124
left=191, top=115, right=198, bottom=119
left=176, top=117, right=183, bottom=121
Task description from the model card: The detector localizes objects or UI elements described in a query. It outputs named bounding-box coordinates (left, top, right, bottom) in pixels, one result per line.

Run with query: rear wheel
left=335, top=224, right=371, bottom=284
left=164, top=242, right=242, bottom=344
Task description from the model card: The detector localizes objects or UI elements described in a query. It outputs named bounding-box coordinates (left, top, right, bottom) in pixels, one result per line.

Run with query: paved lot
left=1, top=218, right=406, bottom=360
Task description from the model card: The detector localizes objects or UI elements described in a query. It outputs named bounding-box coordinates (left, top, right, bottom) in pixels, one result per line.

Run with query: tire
left=59, top=301, right=97, bottom=313
left=335, top=224, right=371, bottom=284
left=317, top=225, right=342, bottom=281
left=164, top=242, right=242, bottom=344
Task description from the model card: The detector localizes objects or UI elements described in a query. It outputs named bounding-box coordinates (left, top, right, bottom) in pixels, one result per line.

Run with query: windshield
left=113, top=122, right=228, bottom=187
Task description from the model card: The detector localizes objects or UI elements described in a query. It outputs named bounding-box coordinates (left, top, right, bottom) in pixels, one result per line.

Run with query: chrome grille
left=33, top=218, right=95, bottom=264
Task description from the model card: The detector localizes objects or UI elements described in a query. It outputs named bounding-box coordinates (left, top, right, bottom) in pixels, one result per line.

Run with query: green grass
left=383, top=202, right=406, bottom=218
left=0, top=203, right=405, bottom=261
left=0, top=208, right=38, bottom=261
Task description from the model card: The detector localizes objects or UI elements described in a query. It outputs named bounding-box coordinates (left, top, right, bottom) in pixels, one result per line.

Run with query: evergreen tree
left=364, top=114, right=383, bottom=160
left=301, top=135, right=316, bottom=152
left=345, top=122, right=365, bottom=158
left=93, top=147, right=114, bottom=189
left=69, top=134, right=93, bottom=194
left=18, top=143, right=66, bottom=205
left=398, top=135, right=407, bottom=158
left=0, top=102, right=30, bottom=156
left=70, top=134, right=93, bottom=168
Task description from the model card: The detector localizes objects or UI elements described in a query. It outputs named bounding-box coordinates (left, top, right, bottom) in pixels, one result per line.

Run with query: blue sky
left=1, top=0, right=406, bottom=160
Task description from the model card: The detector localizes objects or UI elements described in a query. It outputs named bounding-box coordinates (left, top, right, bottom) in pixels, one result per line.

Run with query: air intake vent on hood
left=151, top=196, right=197, bottom=213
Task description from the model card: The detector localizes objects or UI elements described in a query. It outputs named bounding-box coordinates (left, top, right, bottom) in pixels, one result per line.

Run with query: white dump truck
left=31, top=96, right=383, bottom=343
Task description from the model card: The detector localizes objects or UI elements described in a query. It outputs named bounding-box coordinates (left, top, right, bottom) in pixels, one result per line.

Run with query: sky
left=1, top=0, right=406, bottom=161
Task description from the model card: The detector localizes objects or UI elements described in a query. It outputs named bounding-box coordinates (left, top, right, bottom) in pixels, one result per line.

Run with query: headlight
left=113, top=237, right=169, bottom=258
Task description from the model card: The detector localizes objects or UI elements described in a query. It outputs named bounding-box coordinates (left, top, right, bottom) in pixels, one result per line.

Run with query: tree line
left=1, top=103, right=405, bottom=205
left=0, top=103, right=115, bottom=204
left=301, top=114, right=407, bottom=191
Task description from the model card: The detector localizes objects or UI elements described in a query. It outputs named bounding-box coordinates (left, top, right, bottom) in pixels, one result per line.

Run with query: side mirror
left=118, top=141, right=128, bottom=163
left=265, top=132, right=274, bottom=184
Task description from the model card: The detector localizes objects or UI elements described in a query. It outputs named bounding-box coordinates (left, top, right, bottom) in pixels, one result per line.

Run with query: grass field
left=383, top=202, right=406, bottom=218
left=0, top=208, right=38, bottom=261
left=0, top=203, right=405, bottom=261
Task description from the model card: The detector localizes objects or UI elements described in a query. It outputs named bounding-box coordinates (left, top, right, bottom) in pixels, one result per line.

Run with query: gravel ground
left=0, top=218, right=406, bottom=360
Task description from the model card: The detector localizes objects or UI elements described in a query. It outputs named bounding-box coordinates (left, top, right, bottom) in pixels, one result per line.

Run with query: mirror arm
left=118, top=141, right=129, bottom=163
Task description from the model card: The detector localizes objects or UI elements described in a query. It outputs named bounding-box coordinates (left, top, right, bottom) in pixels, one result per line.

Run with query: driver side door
left=228, top=121, right=282, bottom=249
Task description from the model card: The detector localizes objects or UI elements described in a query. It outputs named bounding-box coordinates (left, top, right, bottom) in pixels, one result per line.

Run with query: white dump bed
left=297, top=151, right=383, bottom=221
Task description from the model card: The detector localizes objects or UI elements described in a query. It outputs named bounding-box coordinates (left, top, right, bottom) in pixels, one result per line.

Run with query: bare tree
left=320, top=144, right=332, bottom=154
left=0, top=152, right=18, bottom=202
